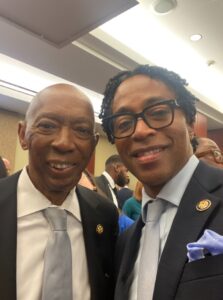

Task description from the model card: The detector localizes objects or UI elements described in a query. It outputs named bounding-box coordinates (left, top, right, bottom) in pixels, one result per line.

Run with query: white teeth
left=50, top=163, right=72, bottom=169
left=138, top=148, right=161, bottom=157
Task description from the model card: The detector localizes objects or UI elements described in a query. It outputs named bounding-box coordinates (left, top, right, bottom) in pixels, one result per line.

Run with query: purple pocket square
left=187, top=229, right=223, bottom=262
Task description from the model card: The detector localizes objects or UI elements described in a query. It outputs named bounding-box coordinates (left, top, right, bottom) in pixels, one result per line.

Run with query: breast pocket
left=175, top=254, right=223, bottom=300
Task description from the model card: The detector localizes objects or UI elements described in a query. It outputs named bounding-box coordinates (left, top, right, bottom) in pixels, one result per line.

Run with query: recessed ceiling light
left=190, top=34, right=202, bottom=41
left=152, top=0, right=177, bottom=14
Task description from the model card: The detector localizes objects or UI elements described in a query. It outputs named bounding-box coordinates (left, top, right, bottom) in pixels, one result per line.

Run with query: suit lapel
left=76, top=186, right=101, bottom=299
left=154, top=168, right=221, bottom=300
left=76, top=185, right=118, bottom=300
left=102, top=175, right=114, bottom=202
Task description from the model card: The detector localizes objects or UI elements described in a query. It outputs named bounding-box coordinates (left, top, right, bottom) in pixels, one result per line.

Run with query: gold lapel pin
left=196, top=199, right=212, bottom=211
left=96, top=224, right=104, bottom=234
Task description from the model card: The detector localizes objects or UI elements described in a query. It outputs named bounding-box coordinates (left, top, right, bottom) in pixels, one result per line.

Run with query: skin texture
left=195, top=137, right=223, bottom=168
left=18, top=84, right=99, bottom=205
left=112, top=74, right=194, bottom=198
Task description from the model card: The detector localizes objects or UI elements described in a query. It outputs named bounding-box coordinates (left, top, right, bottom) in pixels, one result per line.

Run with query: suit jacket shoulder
left=115, top=161, right=223, bottom=300
left=0, top=172, right=20, bottom=300
left=95, top=175, right=113, bottom=202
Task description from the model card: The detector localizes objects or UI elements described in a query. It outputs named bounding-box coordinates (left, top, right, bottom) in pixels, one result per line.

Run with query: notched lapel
left=76, top=186, right=117, bottom=300
left=154, top=175, right=221, bottom=300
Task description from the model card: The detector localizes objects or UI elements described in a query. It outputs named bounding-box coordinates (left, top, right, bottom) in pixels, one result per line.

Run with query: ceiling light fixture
left=152, top=0, right=177, bottom=14
left=190, top=34, right=202, bottom=41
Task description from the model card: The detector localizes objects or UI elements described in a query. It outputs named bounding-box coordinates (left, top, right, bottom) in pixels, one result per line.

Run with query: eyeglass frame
left=104, top=99, right=180, bottom=139
left=196, top=149, right=223, bottom=164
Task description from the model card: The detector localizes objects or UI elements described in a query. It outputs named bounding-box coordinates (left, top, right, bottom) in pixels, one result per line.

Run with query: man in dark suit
left=95, top=154, right=128, bottom=207
left=99, top=64, right=223, bottom=300
left=0, top=83, right=118, bottom=300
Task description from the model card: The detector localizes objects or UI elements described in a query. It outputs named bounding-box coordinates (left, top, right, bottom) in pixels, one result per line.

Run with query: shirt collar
left=102, top=171, right=115, bottom=189
left=142, top=155, right=199, bottom=220
left=17, top=167, right=81, bottom=221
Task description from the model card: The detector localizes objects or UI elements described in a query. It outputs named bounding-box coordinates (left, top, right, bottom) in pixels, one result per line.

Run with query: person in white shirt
left=95, top=154, right=128, bottom=207
left=0, top=83, right=118, bottom=300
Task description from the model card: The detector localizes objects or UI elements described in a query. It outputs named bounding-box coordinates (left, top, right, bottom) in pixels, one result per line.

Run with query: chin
left=48, top=180, right=76, bottom=191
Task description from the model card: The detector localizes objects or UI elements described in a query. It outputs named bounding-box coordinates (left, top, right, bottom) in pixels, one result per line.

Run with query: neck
left=44, top=190, right=70, bottom=206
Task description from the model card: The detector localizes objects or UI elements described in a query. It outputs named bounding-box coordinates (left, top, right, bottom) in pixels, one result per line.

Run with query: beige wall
left=94, top=136, right=118, bottom=175
left=0, top=108, right=24, bottom=172
left=14, top=136, right=28, bottom=172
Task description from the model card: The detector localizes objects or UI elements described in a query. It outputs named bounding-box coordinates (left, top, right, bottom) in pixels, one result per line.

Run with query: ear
left=94, top=132, right=100, bottom=146
left=18, top=121, right=28, bottom=150
left=187, top=122, right=195, bottom=141
left=113, top=163, right=121, bottom=173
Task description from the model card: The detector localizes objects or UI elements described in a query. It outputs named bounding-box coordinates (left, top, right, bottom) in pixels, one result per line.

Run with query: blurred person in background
left=122, top=181, right=143, bottom=221
left=95, top=154, right=128, bottom=207
left=193, top=136, right=223, bottom=168
left=117, top=174, right=133, bottom=210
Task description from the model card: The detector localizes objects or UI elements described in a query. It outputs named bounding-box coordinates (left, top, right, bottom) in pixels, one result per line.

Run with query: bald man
left=0, top=84, right=118, bottom=300
left=194, top=137, right=223, bottom=168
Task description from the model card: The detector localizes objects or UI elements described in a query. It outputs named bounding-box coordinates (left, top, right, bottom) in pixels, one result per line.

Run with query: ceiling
left=0, top=0, right=222, bottom=130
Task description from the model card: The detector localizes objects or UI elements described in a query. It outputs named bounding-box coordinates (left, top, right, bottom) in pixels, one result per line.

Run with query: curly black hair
left=99, top=64, right=198, bottom=143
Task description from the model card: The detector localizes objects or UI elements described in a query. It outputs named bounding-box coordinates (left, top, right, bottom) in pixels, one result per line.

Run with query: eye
left=114, top=116, right=134, bottom=133
left=73, top=126, right=93, bottom=139
left=146, top=105, right=171, bottom=120
left=37, top=121, right=58, bottom=133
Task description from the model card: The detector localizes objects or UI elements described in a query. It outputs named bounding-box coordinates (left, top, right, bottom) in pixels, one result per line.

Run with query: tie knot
left=145, top=198, right=164, bottom=223
left=44, top=207, right=67, bottom=231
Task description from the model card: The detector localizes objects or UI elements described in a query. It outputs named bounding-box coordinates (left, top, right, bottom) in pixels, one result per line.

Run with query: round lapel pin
left=96, top=224, right=104, bottom=234
left=196, top=199, right=211, bottom=211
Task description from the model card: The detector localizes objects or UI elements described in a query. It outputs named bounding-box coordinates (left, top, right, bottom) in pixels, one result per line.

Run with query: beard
left=116, top=173, right=128, bottom=187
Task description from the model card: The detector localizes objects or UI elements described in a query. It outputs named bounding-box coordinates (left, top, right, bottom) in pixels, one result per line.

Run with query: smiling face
left=18, top=84, right=98, bottom=204
left=112, top=75, right=194, bottom=197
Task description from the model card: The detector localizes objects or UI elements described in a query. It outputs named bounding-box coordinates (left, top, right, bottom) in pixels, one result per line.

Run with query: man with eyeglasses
left=194, top=136, right=223, bottom=168
left=99, top=65, right=223, bottom=300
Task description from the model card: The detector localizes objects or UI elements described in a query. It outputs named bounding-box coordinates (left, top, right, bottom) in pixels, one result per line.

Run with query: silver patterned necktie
left=137, top=198, right=164, bottom=300
left=42, top=207, right=73, bottom=300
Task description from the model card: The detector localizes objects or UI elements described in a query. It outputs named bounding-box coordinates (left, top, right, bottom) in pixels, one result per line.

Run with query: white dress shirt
left=102, top=171, right=119, bottom=207
left=129, top=155, right=199, bottom=300
left=16, top=168, right=90, bottom=300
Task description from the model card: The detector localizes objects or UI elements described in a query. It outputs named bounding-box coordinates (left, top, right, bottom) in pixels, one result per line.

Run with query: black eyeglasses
left=104, top=99, right=180, bottom=139
left=196, top=149, right=223, bottom=164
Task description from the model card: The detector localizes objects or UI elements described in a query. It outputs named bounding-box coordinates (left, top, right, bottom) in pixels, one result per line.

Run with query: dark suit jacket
left=95, top=174, right=114, bottom=203
left=0, top=171, right=119, bottom=300
left=115, top=161, right=223, bottom=300
left=117, top=187, right=133, bottom=209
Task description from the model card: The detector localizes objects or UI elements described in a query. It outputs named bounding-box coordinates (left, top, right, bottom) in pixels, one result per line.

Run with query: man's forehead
left=115, top=75, right=172, bottom=97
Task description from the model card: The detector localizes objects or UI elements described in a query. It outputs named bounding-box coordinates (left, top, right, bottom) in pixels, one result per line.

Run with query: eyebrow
left=35, top=113, right=93, bottom=125
left=113, top=97, right=174, bottom=114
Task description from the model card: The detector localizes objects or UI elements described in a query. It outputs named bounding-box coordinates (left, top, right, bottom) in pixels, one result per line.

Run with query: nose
left=51, top=127, right=75, bottom=152
left=131, top=118, right=156, bottom=140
